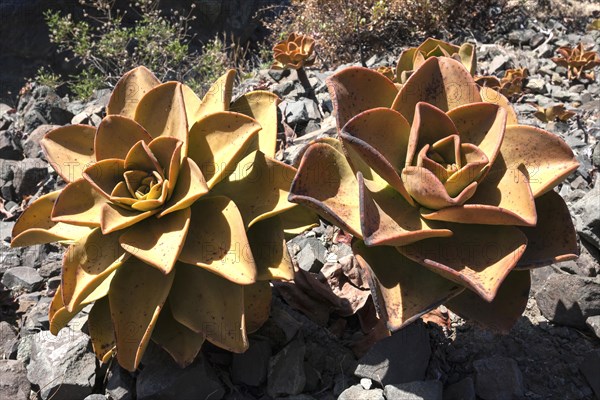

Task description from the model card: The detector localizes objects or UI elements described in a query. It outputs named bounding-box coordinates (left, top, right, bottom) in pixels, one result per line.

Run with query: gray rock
left=17, top=86, right=73, bottom=133
left=0, top=321, right=18, bottom=358
left=383, top=380, right=443, bottom=400
left=338, top=384, right=384, bottom=400
left=0, top=359, right=30, bottom=400
left=579, top=349, right=600, bottom=399
left=530, top=33, right=546, bottom=48
left=355, top=320, right=431, bottom=386
left=444, top=377, right=476, bottom=400
left=27, top=329, right=96, bottom=400
left=473, top=356, right=524, bottom=400
left=508, top=29, right=534, bottom=46
left=304, top=98, right=321, bottom=121
left=295, top=237, right=327, bottom=272
left=525, top=78, right=546, bottom=94
left=84, top=395, right=107, bottom=400
left=16, top=334, right=33, bottom=363
left=592, top=142, right=600, bottom=168
left=488, top=55, right=509, bottom=74
left=137, top=351, right=224, bottom=400
left=1, top=266, right=43, bottom=292
left=536, top=43, right=555, bottom=58
left=22, top=296, right=51, bottom=333
left=22, top=124, right=58, bottom=158
left=285, top=100, right=309, bottom=125
left=572, top=184, right=600, bottom=250
left=586, top=315, right=600, bottom=339
left=535, top=273, right=600, bottom=329
left=268, top=68, right=291, bottom=82
left=13, top=158, right=49, bottom=198
left=272, top=81, right=296, bottom=97
left=0, top=130, right=22, bottom=160
left=231, top=338, right=271, bottom=386
left=105, top=366, right=134, bottom=400
left=267, top=336, right=306, bottom=396
left=0, top=103, right=12, bottom=117
left=0, top=245, right=20, bottom=275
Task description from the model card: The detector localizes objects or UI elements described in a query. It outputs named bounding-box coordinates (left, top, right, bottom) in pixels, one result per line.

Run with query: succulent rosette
left=551, top=42, right=600, bottom=80
left=396, top=38, right=476, bottom=83
left=289, top=57, right=580, bottom=332
left=11, top=66, right=314, bottom=371
left=272, top=32, right=316, bottom=70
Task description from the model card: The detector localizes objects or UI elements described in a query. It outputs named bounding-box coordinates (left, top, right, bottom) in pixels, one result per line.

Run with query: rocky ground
left=1, top=14, right=600, bottom=400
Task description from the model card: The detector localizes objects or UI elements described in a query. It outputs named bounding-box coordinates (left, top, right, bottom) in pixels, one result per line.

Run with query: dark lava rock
left=355, top=320, right=431, bottom=386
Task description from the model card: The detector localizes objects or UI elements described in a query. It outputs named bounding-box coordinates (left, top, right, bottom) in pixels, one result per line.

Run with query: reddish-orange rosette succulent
left=272, top=33, right=316, bottom=70
left=289, top=57, right=580, bottom=332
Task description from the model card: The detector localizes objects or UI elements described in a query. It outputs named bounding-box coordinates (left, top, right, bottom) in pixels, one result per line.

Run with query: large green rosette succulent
left=289, top=57, right=580, bottom=333
left=11, top=66, right=315, bottom=371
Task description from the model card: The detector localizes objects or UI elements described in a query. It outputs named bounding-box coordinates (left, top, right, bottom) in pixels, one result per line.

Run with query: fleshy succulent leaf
left=446, top=270, right=530, bottom=333
left=100, top=203, right=159, bottom=234
left=88, top=297, right=116, bottom=363
left=406, top=102, right=459, bottom=165
left=134, top=82, right=188, bottom=144
left=517, top=190, right=578, bottom=268
left=359, top=173, right=453, bottom=246
left=40, top=125, right=96, bottom=182
left=83, top=158, right=125, bottom=199
left=148, top=137, right=183, bottom=197
left=109, top=258, right=174, bottom=371
left=95, top=115, right=153, bottom=161
left=152, top=301, right=205, bottom=368
left=185, top=69, right=236, bottom=123
left=500, top=125, right=579, bottom=197
left=447, top=102, right=506, bottom=167
left=353, top=241, right=463, bottom=331
left=399, top=224, right=527, bottom=302
left=244, top=281, right=273, bottom=333
left=247, top=216, right=294, bottom=281
left=178, top=196, right=257, bottom=284
left=61, top=228, right=127, bottom=312
left=213, top=150, right=296, bottom=228
left=342, top=107, right=411, bottom=170
left=51, top=178, right=107, bottom=227
left=289, top=142, right=363, bottom=238
left=326, top=66, right=398, bottom=129
left=49, top=286, right=86, bottom=335
left=392, top=57, right=482, bottom=124
left=120, top=207, right=191, bottom=274
left=188, top=111, right=262, bottom=187
left=169, top=262, right=249, bottom=353
left=401, top=166, right=478, bottom=209
left=230, top=91, right=280, bottom=158
left=421, top=155, right=537, bottom=226
left=159, top=157, right=208, bottom=217
left=479, top=87, right=518, bottom=125
left=106, top=66, right=161, bottom=118
left=278, top=206, right=321, bottom=236
left=11, top=191, right=93, bottom=247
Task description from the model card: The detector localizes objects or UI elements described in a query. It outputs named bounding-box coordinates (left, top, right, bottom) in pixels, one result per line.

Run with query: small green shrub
left=43, top=0, right=250, bottom=99
left=34, top=67, right=62, bottom=90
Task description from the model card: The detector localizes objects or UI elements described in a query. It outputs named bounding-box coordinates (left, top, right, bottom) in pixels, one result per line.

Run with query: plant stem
left=296, top=67, right=323, bottom=119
